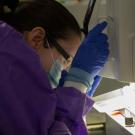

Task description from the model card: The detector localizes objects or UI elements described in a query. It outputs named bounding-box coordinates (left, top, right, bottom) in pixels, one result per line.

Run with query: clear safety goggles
left=47, top=38, right=73, bottom=69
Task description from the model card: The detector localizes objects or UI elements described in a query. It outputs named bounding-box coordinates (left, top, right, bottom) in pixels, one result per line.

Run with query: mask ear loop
left=46, top=40, right=63, bottom=70
left=46, top=40, right=55, bottom=64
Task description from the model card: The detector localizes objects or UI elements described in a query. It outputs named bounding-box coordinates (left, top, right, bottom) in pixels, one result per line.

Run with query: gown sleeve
left=0, top=21, right=94, bottom=135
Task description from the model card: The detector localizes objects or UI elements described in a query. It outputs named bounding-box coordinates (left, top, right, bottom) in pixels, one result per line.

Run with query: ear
left=26, top=27, right=46, bottom=50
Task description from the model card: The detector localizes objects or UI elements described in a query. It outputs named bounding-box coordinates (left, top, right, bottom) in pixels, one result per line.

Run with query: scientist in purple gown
left=0, top=0, right=109, bottom=134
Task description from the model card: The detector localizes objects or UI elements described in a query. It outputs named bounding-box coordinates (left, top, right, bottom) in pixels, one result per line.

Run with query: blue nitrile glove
left=71, top=21, right=109, bottom=77
left=87, top=75, right=102, bottom=97
left=65, top=22, right=109, bottom=92
left=60, top=71, right=102, bottom=96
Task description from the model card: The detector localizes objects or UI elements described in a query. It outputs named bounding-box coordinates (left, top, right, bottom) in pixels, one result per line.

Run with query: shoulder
left=0, top=21, right=14, bottom=40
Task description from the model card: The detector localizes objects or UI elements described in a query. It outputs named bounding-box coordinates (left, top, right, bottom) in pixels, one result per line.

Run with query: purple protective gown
left=0, top=21, right=94, bottom=135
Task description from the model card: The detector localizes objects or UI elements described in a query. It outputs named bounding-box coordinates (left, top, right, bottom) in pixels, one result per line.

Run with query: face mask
left=48, top=58, right=63, bottom=88
left=46, top=40, right=70, bottom=88
left=46, top=40, right=64, bottom=88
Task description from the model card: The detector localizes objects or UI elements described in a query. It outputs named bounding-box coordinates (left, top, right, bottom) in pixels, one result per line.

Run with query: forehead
left=57, top=35, right=81, bottom=57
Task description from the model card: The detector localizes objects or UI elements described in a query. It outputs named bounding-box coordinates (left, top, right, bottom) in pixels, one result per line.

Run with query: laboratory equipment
left=64, top=1, right=135, bottom=134
left=81, top=0, right=96, bottom=36
left=94, top=83, right=135, bottom=135
left=65, top=0, right=135, bottom=83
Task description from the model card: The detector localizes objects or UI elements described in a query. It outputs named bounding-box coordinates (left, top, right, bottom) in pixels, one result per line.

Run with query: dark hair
left=0, top=0, right=81, bottom=42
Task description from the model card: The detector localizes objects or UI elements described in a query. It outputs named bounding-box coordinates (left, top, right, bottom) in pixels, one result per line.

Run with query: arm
left=54, top=22, right=109, bottom=134
left=64, top=22, right=109, bottom=96
left=59, top=22, right=109, bottom=97
left=0, top=21, right=94, bottom=135
left=0, top=52, right=93, bottom=135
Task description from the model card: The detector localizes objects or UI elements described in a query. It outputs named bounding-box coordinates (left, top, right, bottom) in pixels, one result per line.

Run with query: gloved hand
left=64, top=22, right=109, bottom=93
left=71, top=21, right=109, bottom=77
left=87, top=75, right=102, bottom=97
left=60, top=70, right=102, bottom=97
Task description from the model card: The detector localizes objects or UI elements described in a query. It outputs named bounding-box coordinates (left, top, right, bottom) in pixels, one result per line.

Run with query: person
left=0, top=0, right=109, bottom=134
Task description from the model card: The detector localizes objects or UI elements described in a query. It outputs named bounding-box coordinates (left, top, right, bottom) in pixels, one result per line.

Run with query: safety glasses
left=47, top=38, right=73, bottom=61
left=81, top=0, right=97, bottom=37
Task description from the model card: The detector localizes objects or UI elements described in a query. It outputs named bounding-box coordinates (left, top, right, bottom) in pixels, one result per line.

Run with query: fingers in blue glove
left=88, top=21, right=107, bottom=38
left=71, top=21, right=109, bottom=77
left=96, top=33, right=108, bottom=44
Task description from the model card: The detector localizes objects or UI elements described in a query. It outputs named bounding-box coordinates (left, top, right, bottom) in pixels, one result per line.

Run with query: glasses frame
left=48, top=38, right=72, bottom=61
